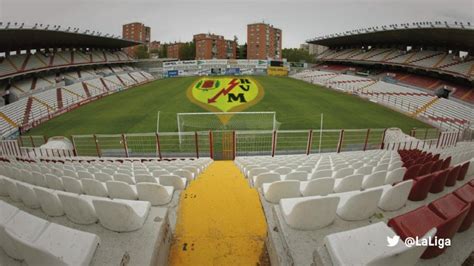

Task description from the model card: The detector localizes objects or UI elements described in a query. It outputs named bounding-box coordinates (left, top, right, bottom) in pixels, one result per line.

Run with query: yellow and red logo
left=188, top=77, right=263, bottom=113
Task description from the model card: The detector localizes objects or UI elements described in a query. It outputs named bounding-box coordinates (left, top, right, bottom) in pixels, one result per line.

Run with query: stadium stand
left=292, top=70, right=473, bottom=131
left=0, top=26, right=156, bottom=139
left=236, top=139, right=474, bottom=265
left=0, top=156, right=211, bottom=264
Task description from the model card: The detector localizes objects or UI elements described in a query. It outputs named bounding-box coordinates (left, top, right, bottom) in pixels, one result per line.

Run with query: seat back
left=115, top=173, right=135, bottom=184
left=367, top=228, right=436, bottom=266
left=159, top=175, right=186, bottom=190
left=62, top=176, right=83, bottom=194
left=337, top=188, right=383, bottom=221
left=81, top=179, right=108, bottom=197
left=362, top=171, right=386, bottom=189
left=333, top=168, right=354, bottom=179
left=408, top=173, right=435, bottom=201
left=378, top=180, right=413, bottom=211
left=457, top=162, right=470, bottom=181
left=135, top=174, right=157, bottom=184
left=310, top=169, right=332, bottom=179
left=92, top=199, right=143, bottom=232
left=173, top=170, right=193, bottom=180
left=403, top=164, right=422, bottom=180
left=4, top=227, right=68, bottom=266
left=45, top=174, right=64, bottom=191
left=106, top=181, right=137, bottom=200
left=355, top=166, right=373, bottom=175
left=16, top=182, right=40, bottom=209
left=136, top=183, right=173, bottom=206
left=254, top=173, right=280, bottom=188
left=385, top=167, right=406, bottom=184
left=287, top=196, right=340, bottom=230
left=285, top=171, right=308, bottom=181
left=95, top=172, right=113, bottom=182
left=58, top=193, right=97, bottom=224
left=334, top=174, right=363, bottom=193
left=264, top=180, right=300, bottom=203
left=33, top=187, right=64, bottom=217
left=301, top=178, right=335, bottom=197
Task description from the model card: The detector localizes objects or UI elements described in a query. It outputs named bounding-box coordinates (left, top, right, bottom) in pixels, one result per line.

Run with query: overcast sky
left=1, top=0, right=472, bottom=48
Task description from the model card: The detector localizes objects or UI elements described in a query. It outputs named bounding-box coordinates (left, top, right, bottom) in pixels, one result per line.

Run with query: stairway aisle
left=168, top=161, right=268, bottom=265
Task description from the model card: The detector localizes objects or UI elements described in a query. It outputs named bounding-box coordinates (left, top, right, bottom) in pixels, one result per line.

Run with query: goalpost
left=177, top=111, right=279, bottom=142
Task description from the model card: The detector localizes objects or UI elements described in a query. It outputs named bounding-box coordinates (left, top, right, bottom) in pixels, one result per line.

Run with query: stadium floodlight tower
left=177, top=111, right=279, bottom=143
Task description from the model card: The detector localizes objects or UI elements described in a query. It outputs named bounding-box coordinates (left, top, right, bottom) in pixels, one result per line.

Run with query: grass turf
left=26, top=76, right=430, bottom=138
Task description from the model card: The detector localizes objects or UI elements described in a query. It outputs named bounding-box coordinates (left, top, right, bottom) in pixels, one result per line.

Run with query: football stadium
left=0, top=1, right=473, bottom=265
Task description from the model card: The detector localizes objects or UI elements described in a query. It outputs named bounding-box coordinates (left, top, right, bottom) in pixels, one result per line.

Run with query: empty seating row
left=0, top=175, right=152, bottom=232
left=0, top=200, right=100, bottom=265
left=0, top=169, right=175, bottom=206
left=0, top=50, right=134, bottom=77
left=279, top=180, right=413, bottom=230
left=262, top=167, right=406, bottom=203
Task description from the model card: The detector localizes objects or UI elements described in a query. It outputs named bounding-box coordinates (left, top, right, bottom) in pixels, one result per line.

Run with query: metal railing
left=4, top=127, right=453, bottom=160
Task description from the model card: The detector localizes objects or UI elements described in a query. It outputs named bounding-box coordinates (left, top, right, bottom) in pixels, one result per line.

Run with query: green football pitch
left=26, top=76, right=430, bottom=137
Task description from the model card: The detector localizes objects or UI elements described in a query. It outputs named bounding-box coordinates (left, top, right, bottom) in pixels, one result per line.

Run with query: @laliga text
left=387, top=235, right=451, bottom=248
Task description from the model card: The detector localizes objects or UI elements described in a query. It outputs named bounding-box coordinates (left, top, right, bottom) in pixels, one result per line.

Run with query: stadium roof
left=307, top=23, right=474, bottom=51
left=0, top=28, right=141, bottom=52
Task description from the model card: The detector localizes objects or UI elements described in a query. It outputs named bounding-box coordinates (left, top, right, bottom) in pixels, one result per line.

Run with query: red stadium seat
left=430, top=160, right=443, bottom=173
left=453, top=184, right=474, bottom=232
left=429, top=170, right=449, bottom=193
left=432, top=154, right=440, bottom=161
left=445, top=166, right=461, bottom=187
left=404, top=164, right=422, bottom=180
left=388, top=204, right=469, bottom=259
left=418, top=162, right=434, bottom=176
left=408, top=173, right=435, bottom=201
left=441, top=157, right=451, bottom=170
left=457, top=162, right=470, bottom=181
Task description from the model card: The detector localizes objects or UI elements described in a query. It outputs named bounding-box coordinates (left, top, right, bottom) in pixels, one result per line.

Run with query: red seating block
left=441, top=157, right=451, bottom=170
left=388, top=204, right=470, bottom=259
left=445, top=166, right=461, bottom=187
left=409, top=173, right=435, bottom=201
left=404, top=164, right=422, bottom=180
left=430, top=160, right=443, bottom=173
left=457, top=162, right=470, bottom=181
left=429, top=170, right=449, bottom=193
left=418, top=162, right=434, bottom=176
left=453, top=184, right=474, bottom=232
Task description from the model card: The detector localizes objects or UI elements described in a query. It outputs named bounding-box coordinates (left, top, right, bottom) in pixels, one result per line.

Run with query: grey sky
left=1, top=0, right=473, bottom=48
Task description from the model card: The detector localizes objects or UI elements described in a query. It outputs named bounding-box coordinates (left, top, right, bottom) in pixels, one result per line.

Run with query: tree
left=134, top=45, right=150, bottom=59
left=237, top=43, right=247, bottom=59
left=282, top=48, right=314, bottom=63
left=179, top=41, right=196, bottom=60
left=159, top=44, right=168, bottom=58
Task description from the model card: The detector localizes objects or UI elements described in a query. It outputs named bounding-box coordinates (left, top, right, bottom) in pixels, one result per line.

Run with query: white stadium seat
left=158, top=175, right=187, bottom=190
left=136, top=183, right=174, bottom=206
left=333, top=174, right=363, bottom=193
left=325, top=222, right=436, bottom=266
left=280, top=196, right=340, bottom=230
left=285, top=171, right=308, bottom=181
left=300, top=178, right=335, bottom=197
left=92, top=198, right=150, bottom=232
left=16, top=182, right=41, bottom=209
left=45, top=174, right=64, bottom=191
left=1, top=211, right=49, bottom=260
left=3, top=178, right=21, bottom=202
left=58, top=192, right=98, bottom=225
left=336, top=188, right=383, bottom=221
left=253, top=173, right=280, bottom=188
left=81, top=178, right=108, bottom=197
left=62, top=176, right=84, bottom=194
left=361, top=171, right=386, bottom=189
left=6, top=222, right=100, bottom=266
left=385, top=167, right=406, bottom=184
left=262, top=180, right=300, bottom=203
left=378, top=180, right=413, bottom=211
left=33, top=187, right=65, bottom=217
left=106, top=181, right=138, bottom=200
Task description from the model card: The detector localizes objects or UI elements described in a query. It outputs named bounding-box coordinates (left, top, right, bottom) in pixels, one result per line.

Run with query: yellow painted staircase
left=168, top=161, right=268, bottom=265
left=411, top=97, right=439, bottom=117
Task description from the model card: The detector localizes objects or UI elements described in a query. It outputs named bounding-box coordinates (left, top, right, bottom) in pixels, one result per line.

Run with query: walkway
left=168, top=161, right=268, bottom=265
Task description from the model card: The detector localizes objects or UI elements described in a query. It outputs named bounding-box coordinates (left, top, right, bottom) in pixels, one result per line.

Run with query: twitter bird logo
left=386, top=235, right=400, bottom=247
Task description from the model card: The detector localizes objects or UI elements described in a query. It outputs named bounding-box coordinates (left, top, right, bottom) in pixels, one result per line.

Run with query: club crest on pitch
left=189, top=77, right=262, bottom=113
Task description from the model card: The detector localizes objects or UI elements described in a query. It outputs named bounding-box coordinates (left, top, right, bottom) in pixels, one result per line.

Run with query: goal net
left=177, top=112, right=279, bottom=133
